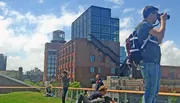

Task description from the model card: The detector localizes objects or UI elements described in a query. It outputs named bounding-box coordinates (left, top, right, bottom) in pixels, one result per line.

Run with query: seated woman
left=44, top=84, right=53, bottom=97
left=77, top=86, right=116, bottom=103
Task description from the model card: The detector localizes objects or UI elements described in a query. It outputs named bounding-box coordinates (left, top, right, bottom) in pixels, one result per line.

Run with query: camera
left=157, top=13, right=170, bottom=21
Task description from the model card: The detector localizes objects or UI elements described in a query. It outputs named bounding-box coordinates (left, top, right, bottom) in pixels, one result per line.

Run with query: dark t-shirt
left=95, top=79, right=104, bottom=91
left=46, top=87, right=51, bottom=93
left=62, top=76, right=70, bottom=88
left=88, top=91, right=102, bottom=100
left=136, top=20, right=161, bottom=63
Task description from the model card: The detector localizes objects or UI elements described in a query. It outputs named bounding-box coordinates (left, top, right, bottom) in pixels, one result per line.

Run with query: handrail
left=90, top=34, right=119, bottom=57
left=89, top=34, right=120, bottom=64
left=1, top=86, right=180, bottom=97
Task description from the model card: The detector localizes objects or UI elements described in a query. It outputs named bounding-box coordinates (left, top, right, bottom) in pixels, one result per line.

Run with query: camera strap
left=153, top=21, right=160, bottom=27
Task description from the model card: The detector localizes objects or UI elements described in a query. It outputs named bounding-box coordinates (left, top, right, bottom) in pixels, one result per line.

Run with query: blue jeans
left=62, top=87, right=68, bottom=103
left=140, top=62, right=161, bottom=103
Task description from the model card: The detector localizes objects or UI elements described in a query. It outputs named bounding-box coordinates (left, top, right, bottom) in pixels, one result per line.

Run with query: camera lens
left=158, top=13, right=170, bottom=21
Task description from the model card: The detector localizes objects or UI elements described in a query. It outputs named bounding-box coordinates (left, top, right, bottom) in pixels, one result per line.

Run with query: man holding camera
left=136, top=6, right=169, bottom=103
left=61, top=70, right=70, bottom=103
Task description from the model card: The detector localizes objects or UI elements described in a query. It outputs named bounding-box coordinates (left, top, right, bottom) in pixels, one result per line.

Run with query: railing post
left=58, top=88, right=60, bottom=98
left=70, top=90, right=73, bottom=103
left=117, top=93, right=120, bottom=103
left=76, top=90, right=79, bottom=101
left=168, top=96, right=171, bottom=103
left=124, top=93, right=128, bottom=103
left=66, top=90, right=69, bottom=101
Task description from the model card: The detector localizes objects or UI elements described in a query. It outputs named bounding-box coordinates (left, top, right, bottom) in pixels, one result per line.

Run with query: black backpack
left=126, top=28, right=154, bottom=68
left=126, top=30, right=142, bottom=65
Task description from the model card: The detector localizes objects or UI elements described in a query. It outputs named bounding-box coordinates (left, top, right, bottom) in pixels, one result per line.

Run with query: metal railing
left=88, top=34, right=121, bottom=65
left=0, top=86, right=180, bottom=103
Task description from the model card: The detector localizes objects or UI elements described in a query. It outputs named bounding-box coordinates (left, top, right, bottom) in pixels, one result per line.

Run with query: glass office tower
left=71, top=6, right=119, bottom=42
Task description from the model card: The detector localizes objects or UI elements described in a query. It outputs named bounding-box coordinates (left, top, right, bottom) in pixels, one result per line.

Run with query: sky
left=0, top=0, right=180, bottom=72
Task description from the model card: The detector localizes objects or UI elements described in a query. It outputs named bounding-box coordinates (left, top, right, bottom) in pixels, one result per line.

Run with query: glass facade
left=120, top=46, right=126, bottom=63
left=47, top=50, right=57, bottom=79
left=0, top=54, right=7, bottom=71
left=71, top=6, right=119, bottom=42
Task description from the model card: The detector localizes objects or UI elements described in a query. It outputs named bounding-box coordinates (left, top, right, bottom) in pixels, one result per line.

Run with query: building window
left=48, top=56, right=51, bottom=59
left=98, top=67, right=101, bottom=73
left=90, top=67, right=94, bottom=73
left=101, top=35, right=111, bottom=41
left=114, top=35, right=119, bottom=42
left=101, top=9, right=110, bottom=18
left=69, top=56, right=71, bottom=62
left=111, top=18, right=119, bottom=27
left=90, top=78, right=95, bottom=82
left=91, top=7, right=101, bottom=16
left=91, top=25, right=100, bottom=33
left=47, top=74, right=50, bottom=77
left=72, top=55, right=74, bottom=61
left=98, top=55, right=102, bottom=62
left=101, top=26, right=110, bottom=34
left=48, top=65, right=51, bottom=69
left=72, top=67, right=75, bottom=73
left=111, top=27, right=119, bottom=35
left=91, top=17, right=100, bottom=24
left=101, top=18, right=110, bottom=26
left=90, top=55, right=95, bottom=62
left=51, top=69, right=54, bottom=73
left=48, top=59, right=51, bottom=64
left=48, top=51, right=56, bottom=55
left=111, top=68, right=116, bottom=74
left=48, top=69, right=51, bottom=73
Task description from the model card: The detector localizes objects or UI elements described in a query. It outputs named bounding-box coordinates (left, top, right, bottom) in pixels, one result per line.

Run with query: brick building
left=57, top=38, right=120, bottom=87
left=161, top=65, right=180, bottom=79
left=132, top=65, right=180, bottom=80
left=56, top=5, right=120, bottom=87
left=43, top=30, right=66, bottom=82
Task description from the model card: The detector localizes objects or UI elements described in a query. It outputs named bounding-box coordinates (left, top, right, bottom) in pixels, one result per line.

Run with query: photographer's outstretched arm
left=149, top=13, right=167, bottom=43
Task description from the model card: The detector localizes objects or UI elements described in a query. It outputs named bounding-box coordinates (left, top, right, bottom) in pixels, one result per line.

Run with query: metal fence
left=0, top=86, right=180, bottom=103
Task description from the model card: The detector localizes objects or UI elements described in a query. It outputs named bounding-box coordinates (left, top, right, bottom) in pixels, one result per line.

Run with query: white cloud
left=0, top=15, right=4, bottom=19
left=137, top=8, right=144, bottom=15
left=0, top=1, right=6, bottom=7
left=161, top=40, right=180, bottom=66
left=119, top=16, right=134, bottom=46
left=120, top=17, right=133, bottom=28
left=0, top=3, right=84, bottom=72
left=38, top=0, right=44, bottom=3
left=123, top=8, right=135, bottom=14
left=119, top=29, right=133, bottom=46
left=106, top=0, right=124, bottom=6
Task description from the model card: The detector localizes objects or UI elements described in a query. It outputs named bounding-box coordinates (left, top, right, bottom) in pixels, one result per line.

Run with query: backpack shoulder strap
left=141, top=35, right=152, bottom=49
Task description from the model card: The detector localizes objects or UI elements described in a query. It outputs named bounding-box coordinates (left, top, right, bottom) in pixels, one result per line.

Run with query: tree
left=170, top=91, right=178, bottom=103
left=68, top=81, right=82, bottom=100
left=69, top=81, right=81, bottom=88
left=26, top=67, right=43, bottom=76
